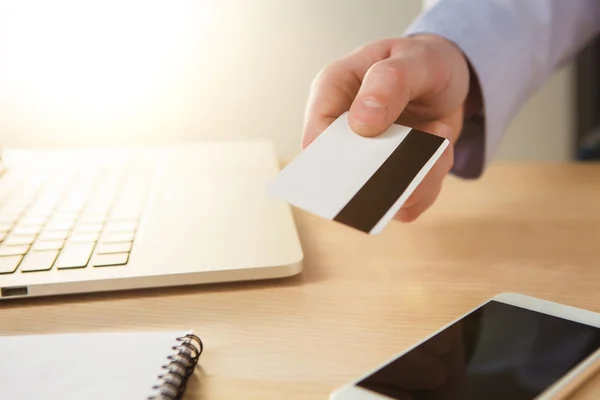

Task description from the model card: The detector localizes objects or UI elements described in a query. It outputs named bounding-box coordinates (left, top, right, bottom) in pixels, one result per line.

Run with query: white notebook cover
left=0, top=330, right=202, bottom=400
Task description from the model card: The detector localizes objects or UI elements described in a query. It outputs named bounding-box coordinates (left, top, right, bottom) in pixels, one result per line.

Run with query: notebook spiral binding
left=148, top=333, right=204, bottom=400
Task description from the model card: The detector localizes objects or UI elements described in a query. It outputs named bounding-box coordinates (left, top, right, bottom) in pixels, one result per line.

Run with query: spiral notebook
left=0, top=330, right=203, bottom=400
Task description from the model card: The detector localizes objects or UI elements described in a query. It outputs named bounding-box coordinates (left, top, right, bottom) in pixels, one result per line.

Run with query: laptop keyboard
left=0, top=159, right=154, bottom=274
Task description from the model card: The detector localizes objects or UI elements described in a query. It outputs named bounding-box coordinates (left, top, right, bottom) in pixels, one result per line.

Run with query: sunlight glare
left=0, top=0, right=213, bottom=142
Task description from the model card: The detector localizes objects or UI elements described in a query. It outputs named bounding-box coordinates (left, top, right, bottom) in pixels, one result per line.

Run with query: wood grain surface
left=1, top=162, right=600, bottom=399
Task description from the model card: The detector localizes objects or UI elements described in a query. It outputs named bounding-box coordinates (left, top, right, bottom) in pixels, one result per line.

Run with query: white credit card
left=266, top=112, right=449, bottom=235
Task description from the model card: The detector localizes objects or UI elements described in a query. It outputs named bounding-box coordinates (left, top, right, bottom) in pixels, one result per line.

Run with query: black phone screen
left=356, top=300, right=600, bottom=400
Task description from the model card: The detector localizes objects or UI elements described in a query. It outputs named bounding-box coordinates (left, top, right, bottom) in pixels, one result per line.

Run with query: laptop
left=0, top=140, right=303, bottom=300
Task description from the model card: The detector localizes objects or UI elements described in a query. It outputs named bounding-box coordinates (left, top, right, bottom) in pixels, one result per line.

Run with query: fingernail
left=352, top=99, right=387, bottom=125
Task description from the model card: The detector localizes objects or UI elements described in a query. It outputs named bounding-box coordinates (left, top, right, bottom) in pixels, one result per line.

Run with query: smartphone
left=330, top=293, right=600, bottom=400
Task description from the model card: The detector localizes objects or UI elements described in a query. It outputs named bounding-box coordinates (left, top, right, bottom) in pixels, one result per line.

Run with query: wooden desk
left=2, top=163, right=600, bottom=399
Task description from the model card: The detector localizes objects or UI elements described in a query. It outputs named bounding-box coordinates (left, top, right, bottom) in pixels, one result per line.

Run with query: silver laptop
left=0, top=140, right=303, bottom=299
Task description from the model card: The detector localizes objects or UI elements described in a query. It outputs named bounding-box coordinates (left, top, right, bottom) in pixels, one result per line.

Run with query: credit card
left=266, top=112, right=449, bottom=234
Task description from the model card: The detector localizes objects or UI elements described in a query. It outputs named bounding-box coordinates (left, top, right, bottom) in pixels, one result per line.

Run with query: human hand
left=302, top=34, right=475, bottom=222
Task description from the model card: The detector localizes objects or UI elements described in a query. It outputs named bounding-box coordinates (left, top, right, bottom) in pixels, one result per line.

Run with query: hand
left=302, top=34, right=475, bottom=222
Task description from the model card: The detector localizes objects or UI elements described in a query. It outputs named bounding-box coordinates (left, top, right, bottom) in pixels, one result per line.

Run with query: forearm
left=405, top=0, right=600, bottom=178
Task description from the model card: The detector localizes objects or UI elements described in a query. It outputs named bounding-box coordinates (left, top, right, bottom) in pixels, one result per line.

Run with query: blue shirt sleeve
left=404, top=0, right=600, bottom=179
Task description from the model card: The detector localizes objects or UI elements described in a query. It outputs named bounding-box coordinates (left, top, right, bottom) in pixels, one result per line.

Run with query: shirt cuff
left=450, top=115, right=486, bottom=179
left=402, top=0, right=527, bottom=179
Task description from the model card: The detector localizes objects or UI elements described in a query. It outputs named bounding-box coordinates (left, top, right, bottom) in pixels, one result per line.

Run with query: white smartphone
left=330, top=293, right=600, bottom=400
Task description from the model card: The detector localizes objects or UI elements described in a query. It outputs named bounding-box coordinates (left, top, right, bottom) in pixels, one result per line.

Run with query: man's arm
left=405, top=0, right=600, bottom=178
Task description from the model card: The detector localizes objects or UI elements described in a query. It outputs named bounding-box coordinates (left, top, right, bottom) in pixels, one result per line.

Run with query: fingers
left=348, top=41, right=444, bottom=137
left=396, top=181, right=443, bottom=223
left=395, top=145, right=452, bottom=223
left=303, top=34, right=468, bottom=147
left=346, top=61, right=401, bottom=135
left=394, top=112, right=460, bottom=223
left=301, top=63, right=358, bottom=149
left=302, top=41, right=396, bottom=149
left=302, top=37, right=445, bottom=147
left=300, top=36, right=466, bottom=223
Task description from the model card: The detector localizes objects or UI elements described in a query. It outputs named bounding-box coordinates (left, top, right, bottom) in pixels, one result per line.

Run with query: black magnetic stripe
left=332, top=129, right=445, bottom=233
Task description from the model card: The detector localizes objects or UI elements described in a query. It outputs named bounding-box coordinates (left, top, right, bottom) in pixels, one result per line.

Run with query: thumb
left=348, top=44, right=441, bottom=137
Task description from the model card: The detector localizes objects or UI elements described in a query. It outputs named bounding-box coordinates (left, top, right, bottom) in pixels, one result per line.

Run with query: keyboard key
left=78, top=215, right=107, bottom=225
left=19, top=250, right=59, bottom=272
left=83, top=196, right=113, bottom=208
left=19, top=216, right=47, bottom=226
left=104, top=221, right=137, bottom=233
left=109, top=209, right=142, bottom=220
left=93, top=252, right=129, bottom=267
left=33, top=240, right=64, bottom=251
left=0, top=220, right=17, bottom=231
left=0, top=245, right=30, bottom=256
left=52, top=213, right=78, bottom=223
left=59, top=203, right=84, bottom=213
left=4, top=235, right=36, bottom=246
left=0, top=255, right=23, bottom=274
left=39, top=230, right=70, bottom=241
left=0, top=222, right=14, bottom=231
left=70, top=232, right=100, bottom=243
left=12, top=225, right=43, bottom=236
left=55, top=242, right=95, bottom=269
left=2, top=203, right=28, bottom=216
left=45, top=221, right=75, bottom=231
left=95, top=241, right=132, bottom=254
left=100, top=232, right=136, bottom=243
left=26, top=208, right=53, bottom=218
left=34, top=189, right=64, bottom=204
left=74, top=223, right=103, bottom=233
